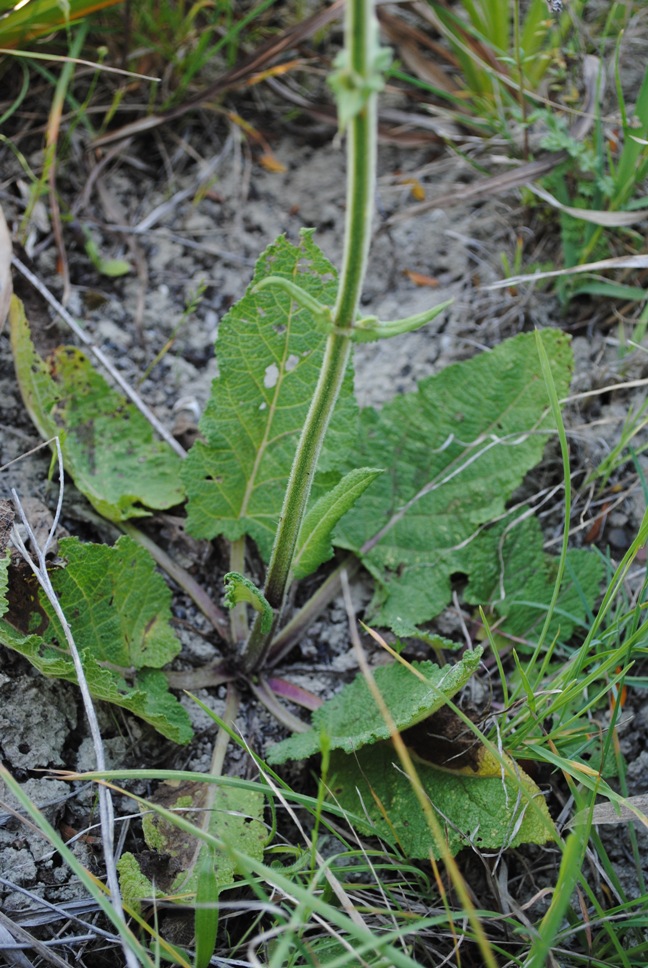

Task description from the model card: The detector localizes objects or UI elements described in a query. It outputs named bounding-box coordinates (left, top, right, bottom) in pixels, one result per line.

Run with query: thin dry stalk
left=9, top=438, right=137, bottom=968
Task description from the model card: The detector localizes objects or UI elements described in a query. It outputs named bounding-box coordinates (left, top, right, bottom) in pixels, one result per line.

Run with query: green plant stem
left=239, top=0, right=378, bottom=674
left=267, top=556, right=361, bottom=666
left=513, top=0, right=529, bottom=158
left=229, top=537, right=249, bottom=643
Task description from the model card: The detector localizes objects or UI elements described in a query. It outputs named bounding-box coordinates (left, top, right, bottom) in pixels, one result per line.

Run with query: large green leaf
left=9, top=297, right=184, bottom=522
left=182, top=231, right=357, bottom=560
left=334, top=329, right=574, bottom=635
left=0, top=536, right=192, bottom=743
left=267, top=649, right=482, bottom=764
left=329, top=740, right=554, bottom=859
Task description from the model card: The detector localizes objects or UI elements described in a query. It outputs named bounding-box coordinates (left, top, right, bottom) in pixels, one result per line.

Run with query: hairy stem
left=239, top=0, right=379, bottom=674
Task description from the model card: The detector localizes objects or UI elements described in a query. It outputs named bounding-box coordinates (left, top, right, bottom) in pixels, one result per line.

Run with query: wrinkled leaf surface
left=10, top=297, right=184, bottom=521
left=0, top=536, right=192, bottom=743
left=464, top=512, right=603, bottom=645
left=329, top=741, right=554, bottom=859
left=182, top=231, right=357, bottom=560
left=268, top=649, right=482, bottom=764
left=334, top=330, right=573, bottom=635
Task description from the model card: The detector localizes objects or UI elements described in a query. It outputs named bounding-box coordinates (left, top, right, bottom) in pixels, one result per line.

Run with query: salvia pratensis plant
left=1, top=3, right=614, bottom=952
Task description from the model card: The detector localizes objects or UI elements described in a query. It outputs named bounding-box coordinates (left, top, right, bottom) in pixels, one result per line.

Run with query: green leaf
left=9, top=297, right=184, bottom=522
left=334, top=330, right=574, bottom=636
left=293, top=467, right=383, bottom=580
left=464, top=513, right=603, bottom=645
left=138, top=780, right=266, bottom=896
left=328, top=740, right=554, bottom=859
left=194, top=847, right=219, bottom=968
left=224, top=572, right=273, bottom=633
left=351, top=299, right=452, bottom=342
left=570, top=280, right=647, bottom=301
left=0, top=536, right=193, bottom=743
left=267, top=649, right=482, bottom=764
left=182, top=231, right=357, bottom=560
left=9, top=296, right=58, bottom=435
left=82, top=230, right=131, bottom=278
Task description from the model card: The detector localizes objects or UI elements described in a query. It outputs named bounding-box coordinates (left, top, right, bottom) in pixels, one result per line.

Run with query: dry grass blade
left=0, top=204, right=12, bottom=333
left=92, top=0, right=346, bottom=147
left=580, top=795, right=648, bottom=827
left=390, top=55, right=602, bottom=223
left=487, top=254, right=648, bottom=289
left=9, top=441, right=138, bottom=968
left=0, top=907, right=69, bottom=968
left=530, top=184, right=648, bottom=225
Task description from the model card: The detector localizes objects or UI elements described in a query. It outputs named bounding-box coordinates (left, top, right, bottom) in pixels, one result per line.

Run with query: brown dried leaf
left=572, top=795, right=648, bottom=829
left=531, top=184, right=648, bottom=226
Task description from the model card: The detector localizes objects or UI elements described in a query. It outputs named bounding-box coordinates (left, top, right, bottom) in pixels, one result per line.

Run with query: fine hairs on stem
left=9, top=437, right=138, bottom=968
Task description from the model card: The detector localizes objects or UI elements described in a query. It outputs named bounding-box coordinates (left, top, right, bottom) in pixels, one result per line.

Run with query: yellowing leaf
left=259, top=151, right=287, bottom=173
left=9, top=297, right=184, bottom=521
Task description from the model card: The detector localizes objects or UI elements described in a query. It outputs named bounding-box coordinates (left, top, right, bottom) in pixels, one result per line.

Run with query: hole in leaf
left=264, top=363, right=279, bottom=389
